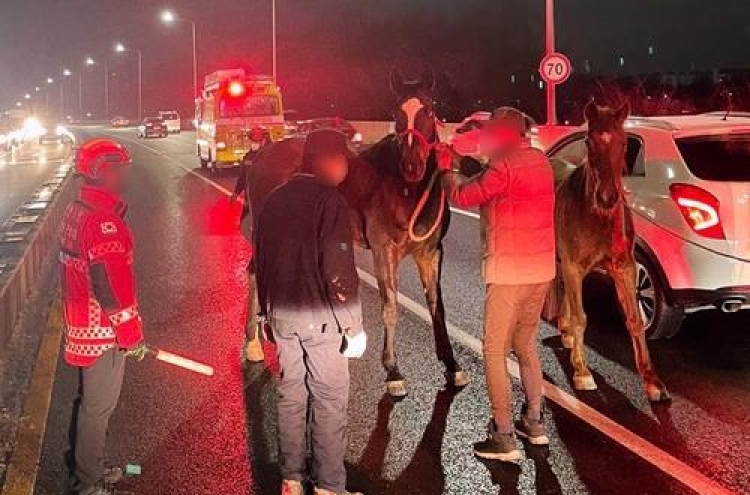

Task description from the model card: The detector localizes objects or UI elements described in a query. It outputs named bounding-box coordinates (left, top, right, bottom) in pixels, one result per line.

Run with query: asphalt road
left=0, top=141, right=72, bottom=223
left=32, top=128, right=750, bottom=495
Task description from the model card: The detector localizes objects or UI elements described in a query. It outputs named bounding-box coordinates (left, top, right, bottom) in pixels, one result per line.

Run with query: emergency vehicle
left=194, top=68, right=285, bottom=170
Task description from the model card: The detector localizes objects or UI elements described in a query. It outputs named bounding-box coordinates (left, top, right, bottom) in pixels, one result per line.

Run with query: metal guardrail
left=0, top=162, right=77, bottom=349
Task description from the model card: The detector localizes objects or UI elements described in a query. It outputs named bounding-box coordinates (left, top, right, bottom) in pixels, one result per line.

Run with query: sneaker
left=281, top=479, right=304, bottom=495
left=516, top=414, right=549, bottom=446
left=102, top=466, right=124, bottom=485
left=473, top=420, right=522, bottom=462
left=315, top=489, right=363, bottom=495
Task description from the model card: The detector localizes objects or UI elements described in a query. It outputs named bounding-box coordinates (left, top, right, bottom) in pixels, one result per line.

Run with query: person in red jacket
left=436, top=108, right=556, bottom=462
left=59, top=138, right=145, bottom=495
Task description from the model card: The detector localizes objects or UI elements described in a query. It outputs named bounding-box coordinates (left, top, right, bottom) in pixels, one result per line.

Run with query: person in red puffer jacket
left=59, top=138, right=145, bottom=495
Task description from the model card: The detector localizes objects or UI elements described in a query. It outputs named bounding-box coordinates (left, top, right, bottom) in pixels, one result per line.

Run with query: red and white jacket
left=59, top=185, right=143, bottom=367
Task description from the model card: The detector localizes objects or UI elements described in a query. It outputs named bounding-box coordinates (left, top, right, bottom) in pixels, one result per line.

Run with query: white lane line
left=113, top=133, right=733, bottom=495
left=450, top=207, right=479, bottom=219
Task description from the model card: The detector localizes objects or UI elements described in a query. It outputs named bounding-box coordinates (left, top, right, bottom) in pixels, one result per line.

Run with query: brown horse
left=245, top=71, right=469, bottom=397
left=555, top=101, right=669, bottom=402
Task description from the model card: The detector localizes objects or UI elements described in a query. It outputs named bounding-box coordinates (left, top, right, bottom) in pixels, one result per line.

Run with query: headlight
left=353, top=132, right=363, bottom=143
left=55, top=125, right=67, bottom=136
left=216, top=141, right=226, bottom=150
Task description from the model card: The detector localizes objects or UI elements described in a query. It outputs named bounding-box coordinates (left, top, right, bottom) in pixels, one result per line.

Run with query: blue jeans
left=272, top=318, right=349, bottom=493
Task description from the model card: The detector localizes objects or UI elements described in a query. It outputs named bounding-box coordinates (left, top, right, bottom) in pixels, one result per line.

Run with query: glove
left=341, top=329, right=367, bottom=359
left=124, top=342, right=149, bottom=362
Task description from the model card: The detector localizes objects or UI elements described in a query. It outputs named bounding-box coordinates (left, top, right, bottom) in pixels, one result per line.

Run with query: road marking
left=450, top=207, right=479, bottom=219
left=111, top=133, right=734, bottom=495
left=1, top=300, right=64, bottom=495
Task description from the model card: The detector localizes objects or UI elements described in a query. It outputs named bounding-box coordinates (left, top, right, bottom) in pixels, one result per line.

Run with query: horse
left=554, top=101, right=670, bottom=402
left=244, top=71, right=469, bottom=397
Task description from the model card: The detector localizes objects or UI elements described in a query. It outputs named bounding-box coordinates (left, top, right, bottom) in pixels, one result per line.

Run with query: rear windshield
left=677, top=134, right=750, bottom=182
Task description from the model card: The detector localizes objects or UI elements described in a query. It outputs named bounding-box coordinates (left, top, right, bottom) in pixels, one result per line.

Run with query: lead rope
left=399, top=122, right=447, bottom=243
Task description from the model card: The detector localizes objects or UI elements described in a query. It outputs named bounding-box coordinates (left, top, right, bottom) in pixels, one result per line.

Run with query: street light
left=114, top=41, right=143, bottom=120
left=35, top=86, right=41, bottom=92
left=24, top=93, right=31, bottom=100
left=79, top=57, right=96, bottom=120
left=60, top=68, right=71, bottom=120
left=63, top=68, right=72, bottom=76
left=161, top=9, right=198, bottom=99
left=15, top=101, right=22, bottom=107
left=47, top=77, right=54, bottom=84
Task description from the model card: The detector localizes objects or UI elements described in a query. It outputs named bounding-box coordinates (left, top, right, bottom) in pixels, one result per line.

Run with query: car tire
left=634, top=249, right=685, bottom=340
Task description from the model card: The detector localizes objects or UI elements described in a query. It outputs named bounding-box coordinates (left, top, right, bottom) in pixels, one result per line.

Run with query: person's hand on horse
left=434, top=143, right=456, bottom=172
left=341, top=328, right=367, bottom=359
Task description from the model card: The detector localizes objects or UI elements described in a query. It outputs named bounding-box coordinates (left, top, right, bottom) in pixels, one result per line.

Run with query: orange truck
left=194, top=68, right=285, bottom=170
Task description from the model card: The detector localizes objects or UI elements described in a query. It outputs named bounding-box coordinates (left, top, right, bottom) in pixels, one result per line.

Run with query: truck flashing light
left=228, top=81, right=245, bottom=97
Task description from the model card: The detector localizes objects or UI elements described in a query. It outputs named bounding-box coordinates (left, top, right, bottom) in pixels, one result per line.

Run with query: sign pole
left=545, top=0, right=557, bottom=125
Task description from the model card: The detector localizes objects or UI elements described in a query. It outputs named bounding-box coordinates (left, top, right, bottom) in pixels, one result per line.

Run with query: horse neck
left=583, top=154, right=624, bottom=214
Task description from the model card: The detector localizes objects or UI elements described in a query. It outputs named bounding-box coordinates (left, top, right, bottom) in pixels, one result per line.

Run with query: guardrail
left=0, top=161, right=77, bottom=349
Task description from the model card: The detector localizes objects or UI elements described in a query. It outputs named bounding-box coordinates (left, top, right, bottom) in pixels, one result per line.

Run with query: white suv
left=548, top=113, right=750, bottom=338
left=158, top=111, right=181, bottom=133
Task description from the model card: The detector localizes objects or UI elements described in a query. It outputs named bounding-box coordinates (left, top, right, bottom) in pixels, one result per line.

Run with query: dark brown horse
left=554, top=101, right=669, bottom=402
left=245, top=71, right=469, bottom=397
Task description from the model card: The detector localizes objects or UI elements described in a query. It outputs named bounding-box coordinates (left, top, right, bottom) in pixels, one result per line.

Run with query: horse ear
left=615, top=101, right=631, bottom=123
left=583, top=100, right=599, bottom=123
left=390, top=69, right=405, bottom=95
left=421, top=69, right=436, bottom=93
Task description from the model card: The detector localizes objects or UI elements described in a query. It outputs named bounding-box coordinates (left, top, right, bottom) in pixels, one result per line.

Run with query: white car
left=158, top=111, right=181, bottom=133
left=547, top=112, right=750, bottom=338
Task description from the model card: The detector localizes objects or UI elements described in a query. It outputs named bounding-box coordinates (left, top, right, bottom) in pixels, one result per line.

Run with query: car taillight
left=669, top=183, right=725, bottom=240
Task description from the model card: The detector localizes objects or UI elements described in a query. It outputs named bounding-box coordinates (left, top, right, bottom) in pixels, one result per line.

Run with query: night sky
left=1, top=0, right=748, bottom=120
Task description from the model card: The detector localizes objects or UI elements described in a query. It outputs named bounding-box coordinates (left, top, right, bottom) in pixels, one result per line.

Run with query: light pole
left=60, top=69, right=71, bottom=120
left=545, top=0, right=557, bottom=125
left=161, top=10, right=198, bottom=98
left=115, top=42, right=143, bottom=121
left=104, top=58, right=110, bottom=119
left=46, top=77, right=54, bottom=120
left=80, top=57, right=95, bottom=120
left=272, top=0, right=277, bottom=82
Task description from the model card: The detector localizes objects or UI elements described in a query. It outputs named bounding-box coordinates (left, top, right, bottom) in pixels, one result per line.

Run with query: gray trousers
left=272, top=319, right=349, bottom=493
left=71, top=348, right=126, bottom=490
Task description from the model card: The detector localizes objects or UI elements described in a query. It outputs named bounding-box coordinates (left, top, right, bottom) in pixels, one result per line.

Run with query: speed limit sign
left=539, top=52, right=572, bottom=85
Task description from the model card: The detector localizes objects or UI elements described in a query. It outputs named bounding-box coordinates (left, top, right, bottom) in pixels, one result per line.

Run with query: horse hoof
left=573, top=374, right=597, bottom=391
left=244, top=339, right=265, bottom=363
left=448, top=370, right=470, bottom=388
left=386, top=379, right=408, bottom=397
left=561, top=334, right=575, bottom=349
left=646, top=384, right=672, bottom=403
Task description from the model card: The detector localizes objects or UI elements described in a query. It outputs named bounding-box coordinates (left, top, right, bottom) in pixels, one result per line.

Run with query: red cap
left=75, top=139, right=131, bottom=180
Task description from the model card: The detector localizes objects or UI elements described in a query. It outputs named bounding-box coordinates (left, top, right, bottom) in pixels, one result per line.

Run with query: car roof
left=625, top=112, right=750, bottom=138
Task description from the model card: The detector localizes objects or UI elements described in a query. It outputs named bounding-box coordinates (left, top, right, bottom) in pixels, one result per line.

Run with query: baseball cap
left=303, top=129, right=355, bottom=158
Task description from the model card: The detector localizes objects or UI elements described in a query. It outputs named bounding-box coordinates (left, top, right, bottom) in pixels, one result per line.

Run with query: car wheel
left=634, top=249, right=685, bottom=340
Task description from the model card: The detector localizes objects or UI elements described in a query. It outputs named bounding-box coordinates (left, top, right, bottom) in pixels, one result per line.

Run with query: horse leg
left=373, top=244, right=407, bottom=397
left=612, top=260, right=671, bottom=402
left=558, top=289, right=574, bottom=349
left=414, top=247, right=470, bottom=388
left=560, top=262, right=596, bottom=391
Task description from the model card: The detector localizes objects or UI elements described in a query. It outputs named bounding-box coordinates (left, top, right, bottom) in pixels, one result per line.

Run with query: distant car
left=296, top=117, right=363, bottom=147
left=137, top=117, right=168, bottom=138
left=547, top=112, right=750, bottom=338
left=158, top=111, right=181, bottom=133
left=111, top=116, right=130, bottom=127
left=39, top=124, right=74, bottom=145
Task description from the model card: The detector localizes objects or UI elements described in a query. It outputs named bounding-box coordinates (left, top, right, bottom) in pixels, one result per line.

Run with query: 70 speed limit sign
left=539, top=52, right=572, bottom=85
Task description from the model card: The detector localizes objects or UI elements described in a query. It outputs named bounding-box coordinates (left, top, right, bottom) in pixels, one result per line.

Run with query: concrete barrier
left=350, top=120, right=460, bottom=145
left=0, top=162, right=77, bottom=349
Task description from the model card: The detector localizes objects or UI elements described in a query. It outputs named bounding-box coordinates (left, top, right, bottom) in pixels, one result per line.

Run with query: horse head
left=584, top=101, right=630, bottom=210
left=390, top=69, right=438, bottom=183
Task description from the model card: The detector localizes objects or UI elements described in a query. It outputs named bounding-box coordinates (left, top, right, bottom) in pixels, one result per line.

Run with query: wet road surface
left=33, top=129, right=749, bottom=494
left=0, top=142, right=71, bottom=223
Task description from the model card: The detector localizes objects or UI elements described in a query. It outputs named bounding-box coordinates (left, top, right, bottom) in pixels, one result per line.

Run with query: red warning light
left=228, top=81, right=245, bottom=97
